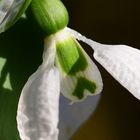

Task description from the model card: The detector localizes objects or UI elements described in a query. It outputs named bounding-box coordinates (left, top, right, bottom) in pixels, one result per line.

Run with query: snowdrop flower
left=17, top=26, right=140, bottom=140
left=16, top=0, right=103, bottom=139
left=1, top=0, right=140, bottom=140
left=17, top=27, right=103, bottom=139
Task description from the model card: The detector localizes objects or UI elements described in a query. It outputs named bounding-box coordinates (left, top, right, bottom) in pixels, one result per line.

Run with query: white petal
left=93, top=44, right=140, bottom=100
left=17, top=37, right=60, bottom=140
left=68, top=27, right=140, bottom=100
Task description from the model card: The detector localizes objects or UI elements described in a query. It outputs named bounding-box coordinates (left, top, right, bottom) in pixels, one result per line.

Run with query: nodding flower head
left=1, top=0, right=140, bottom=140
left=17, top=28, right=140, bottom=140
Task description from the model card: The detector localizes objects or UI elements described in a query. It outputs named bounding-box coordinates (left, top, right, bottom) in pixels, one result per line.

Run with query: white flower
left=17, top=27, right=140, bottom=140
left=17, top=28, right=103, bottom=140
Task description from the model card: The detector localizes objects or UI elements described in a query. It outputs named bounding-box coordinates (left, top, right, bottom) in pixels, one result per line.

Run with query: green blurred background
left=0, top=19, right=43, bottom=139
left=0, top=0, right=140, bottom=140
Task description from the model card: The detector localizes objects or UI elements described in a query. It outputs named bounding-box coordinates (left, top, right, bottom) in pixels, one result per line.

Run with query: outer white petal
left=68, top=27, right=140, bottom=100
left=17, top=37, right=60, bottom=140
left=93, top=44, right=140, bottom=100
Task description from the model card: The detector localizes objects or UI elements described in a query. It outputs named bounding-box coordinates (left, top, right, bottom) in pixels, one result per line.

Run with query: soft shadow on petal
left=59, top=94, right=101, bottom=140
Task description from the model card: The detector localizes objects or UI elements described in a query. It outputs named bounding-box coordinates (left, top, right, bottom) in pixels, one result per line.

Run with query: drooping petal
left=68, top=27, right=140, bottom=100
left=17, top=36, right=60, bottom=140
left=0, top=0, right=31, bottom=33
left=55, top=29, right=103, bottom=102
left=93, top=45, right=140, bottom=100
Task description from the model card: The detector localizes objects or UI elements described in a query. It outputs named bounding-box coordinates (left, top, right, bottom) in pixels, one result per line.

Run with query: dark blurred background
left=62, top=0, right=140, bottom=140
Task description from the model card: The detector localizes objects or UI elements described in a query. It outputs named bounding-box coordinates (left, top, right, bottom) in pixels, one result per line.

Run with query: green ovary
left=29, top=0, right=69, bottom=36
left=72, top=77, right=97, bottom=99
left=56, top=37, right=88, bottom=75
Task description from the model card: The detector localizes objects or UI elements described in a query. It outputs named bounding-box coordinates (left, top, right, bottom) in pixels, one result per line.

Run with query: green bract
left=0, top=0, right=31, bottom=33
left=29, top=0, right=69, bottom=36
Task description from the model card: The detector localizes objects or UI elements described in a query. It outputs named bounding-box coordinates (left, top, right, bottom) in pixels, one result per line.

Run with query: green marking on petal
left=72, top=77, right=97, bottom=99
left=56, top=36, right=88, bottom=75
left=56, top=37, right=79, bottom=74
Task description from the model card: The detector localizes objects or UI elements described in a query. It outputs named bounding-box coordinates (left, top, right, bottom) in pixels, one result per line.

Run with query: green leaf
left=0, top=19, right=43, bottom=140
